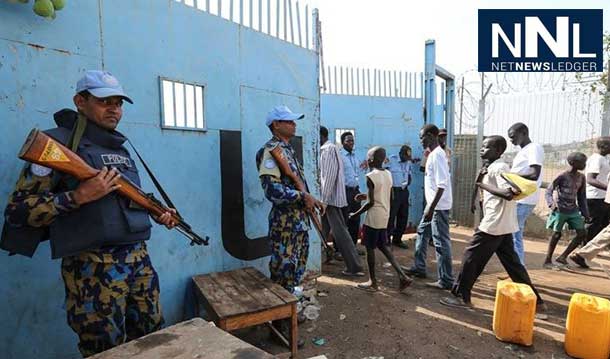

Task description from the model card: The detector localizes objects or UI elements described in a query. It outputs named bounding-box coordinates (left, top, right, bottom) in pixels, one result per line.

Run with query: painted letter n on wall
left=220, top=130, right=303, bottom=260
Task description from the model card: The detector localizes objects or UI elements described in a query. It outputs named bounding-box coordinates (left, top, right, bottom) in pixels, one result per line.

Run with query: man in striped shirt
left=320, top=126, right=364, bottom=276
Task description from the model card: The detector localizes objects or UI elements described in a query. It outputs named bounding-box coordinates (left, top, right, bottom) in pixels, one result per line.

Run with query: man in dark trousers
left=340, top=132, right=367, bottom=250
left=385, top=145, right=413, bottom=249
left=1, top=70, right=176, bottom=357
left=440, top=136, right=544, bottom=309
left=319, top=126, right=364, bottom=276
left=584, top=137, right=610, bottom=243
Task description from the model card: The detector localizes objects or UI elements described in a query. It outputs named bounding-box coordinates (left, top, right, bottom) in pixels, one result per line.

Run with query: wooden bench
left=192, top=267, right=298, bottom=358
left=90, top=317, right=275, bottom=359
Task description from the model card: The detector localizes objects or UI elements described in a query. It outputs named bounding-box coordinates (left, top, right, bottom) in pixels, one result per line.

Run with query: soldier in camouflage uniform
left=1, top=71, right=176, bottom=357
left=257, top=105, right=323, bottom=293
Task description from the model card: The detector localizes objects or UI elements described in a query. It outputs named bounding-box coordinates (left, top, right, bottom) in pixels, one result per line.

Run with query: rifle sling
left=126, top=139, right=178, bottom=213
left=65, top=116, right=178, bottom=217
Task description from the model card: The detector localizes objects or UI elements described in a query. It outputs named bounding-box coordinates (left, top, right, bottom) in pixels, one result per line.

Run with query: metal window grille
left=160, top=78, right=206, bottom=131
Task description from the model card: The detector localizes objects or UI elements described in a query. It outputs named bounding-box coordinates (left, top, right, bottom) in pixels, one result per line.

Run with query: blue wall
left=0, top=1, right=320, bottom=358
left=320, top=94, right=426, bottom=230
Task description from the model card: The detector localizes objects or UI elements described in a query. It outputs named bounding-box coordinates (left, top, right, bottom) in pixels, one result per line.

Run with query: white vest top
left=364, top=168, right=393, bottom=229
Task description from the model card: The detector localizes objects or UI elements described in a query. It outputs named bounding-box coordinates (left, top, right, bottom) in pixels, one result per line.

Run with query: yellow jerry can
left=492, top=280, right=537, bottom=346
left=565, top=293, right=610, bottom=359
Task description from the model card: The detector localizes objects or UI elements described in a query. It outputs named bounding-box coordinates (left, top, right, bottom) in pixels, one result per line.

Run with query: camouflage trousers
left=269, top=229, right=309, bottom=292
left=61, top=251, right=164, bottom=357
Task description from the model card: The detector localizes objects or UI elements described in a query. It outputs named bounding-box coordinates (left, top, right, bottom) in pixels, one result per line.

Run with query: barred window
left=160, top=78, right=205, bottom=131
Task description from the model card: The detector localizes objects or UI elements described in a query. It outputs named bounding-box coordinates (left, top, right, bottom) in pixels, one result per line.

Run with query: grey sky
left=309, top=0, right=610, bottom=76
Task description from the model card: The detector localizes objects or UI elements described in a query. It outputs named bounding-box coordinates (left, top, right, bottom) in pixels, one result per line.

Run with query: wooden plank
left=192, top=281, right=220, bottom=322
left=227, top=269, right=286, bottom=309
left=223, top=304, right=292, bottom=331
left=243, top=267, right=297, bottom=304
left=209, top=271, right=262, bottom=315
left=91, top=318, right=275, bottom=359
left=290, top=303, right=297, bottom=358
left=193, top=275, right=234, bottom=318
left=193, top=273, right=257, bottom=318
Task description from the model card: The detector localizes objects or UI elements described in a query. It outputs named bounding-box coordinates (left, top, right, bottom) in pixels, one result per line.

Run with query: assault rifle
left=18, top=129, right=209, bottom=246
left=268, top=147, right=333, bottom=258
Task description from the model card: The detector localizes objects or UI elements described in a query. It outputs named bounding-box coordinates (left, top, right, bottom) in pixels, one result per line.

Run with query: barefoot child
left=543, top=152, right=590, bottom=267
left=440, top=136, right=544, bottom=308
left=349, top=146, right=412, bottom=292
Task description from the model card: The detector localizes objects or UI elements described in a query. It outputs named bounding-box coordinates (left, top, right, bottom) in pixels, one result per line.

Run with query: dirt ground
left=235, top=226, right=610, bottom=359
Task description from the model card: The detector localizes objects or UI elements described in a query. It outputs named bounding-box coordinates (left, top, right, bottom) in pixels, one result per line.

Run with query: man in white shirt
left=507, top=123, right=544, bottom=265
left=405, top=124, right=454, bottom=290
left=319, top=126, right=364, bottom=276
left=440, top=136, right=543, bottom=309
left=439, top=128, right=452, bottom=168
left=584, top=137, right=610, bottom=243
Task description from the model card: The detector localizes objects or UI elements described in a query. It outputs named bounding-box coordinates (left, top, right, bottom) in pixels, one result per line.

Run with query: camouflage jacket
left=4, top=164, right=79, bottom=229
left=4, top=162, right=147, bottom=263
left=257, top=136, right=310, bottom=232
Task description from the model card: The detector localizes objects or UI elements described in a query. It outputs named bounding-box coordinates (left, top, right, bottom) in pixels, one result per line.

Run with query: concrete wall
left=0, top=1, right=320, bottom=358
left=320, top=94, right=426, bottom=230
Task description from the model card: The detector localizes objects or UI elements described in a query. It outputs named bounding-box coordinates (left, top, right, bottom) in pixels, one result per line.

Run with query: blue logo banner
left=478, top=9, right=603, bottom=72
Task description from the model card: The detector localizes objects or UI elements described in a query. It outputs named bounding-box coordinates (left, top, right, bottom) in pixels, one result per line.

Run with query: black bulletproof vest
left=44, top=120, right=152, bottom=258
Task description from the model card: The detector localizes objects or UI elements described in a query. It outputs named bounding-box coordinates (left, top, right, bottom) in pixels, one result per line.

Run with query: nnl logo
left=478, top=10, right=602, bottom=72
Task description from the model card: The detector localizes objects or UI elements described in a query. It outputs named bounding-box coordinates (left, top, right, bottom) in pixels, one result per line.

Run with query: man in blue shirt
left=385, top=145, right=413, bottom=249
left=340, top=132, right=367, bottom=247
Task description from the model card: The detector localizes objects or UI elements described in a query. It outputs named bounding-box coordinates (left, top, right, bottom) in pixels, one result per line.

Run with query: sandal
left=357, top=283, right=379, bottom=292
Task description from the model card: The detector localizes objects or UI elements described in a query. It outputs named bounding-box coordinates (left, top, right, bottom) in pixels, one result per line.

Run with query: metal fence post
left=424, top=40, right=436, bottom=125
left=602, top=60, right=610, bottom=136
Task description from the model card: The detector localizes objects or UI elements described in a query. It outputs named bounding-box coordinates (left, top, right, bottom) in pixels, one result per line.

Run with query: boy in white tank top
left=349, top=146, right=412, bottom=292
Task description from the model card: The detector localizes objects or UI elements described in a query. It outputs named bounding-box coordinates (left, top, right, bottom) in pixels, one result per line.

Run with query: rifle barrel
left=18, top=129, right=209, bottom=246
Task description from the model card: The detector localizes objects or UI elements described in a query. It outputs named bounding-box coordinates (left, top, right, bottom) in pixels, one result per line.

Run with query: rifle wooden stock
left=268, top=146, right=330, bottom=251
left=18, top=129, right=209, bottom=246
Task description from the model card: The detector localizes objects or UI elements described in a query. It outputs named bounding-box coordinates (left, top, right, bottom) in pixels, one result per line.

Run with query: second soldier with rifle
left=256, top=105, right=324, bottom=347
